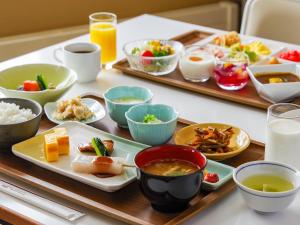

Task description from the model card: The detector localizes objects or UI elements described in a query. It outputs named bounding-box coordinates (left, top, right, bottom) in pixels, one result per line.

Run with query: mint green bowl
left=125, top=104, right=178, bottom=145
left=0, top=64, right=77, bottom=106
left=103, top=86, right=153, bottom=128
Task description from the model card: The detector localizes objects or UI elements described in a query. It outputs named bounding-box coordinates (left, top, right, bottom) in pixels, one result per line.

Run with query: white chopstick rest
left=0, top=180, right=85, bottom=221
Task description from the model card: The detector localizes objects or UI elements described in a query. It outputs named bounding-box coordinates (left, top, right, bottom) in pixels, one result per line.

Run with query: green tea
left=112, top=97, right=144, bottom=104
left=242, top=174, right=294, bottom=192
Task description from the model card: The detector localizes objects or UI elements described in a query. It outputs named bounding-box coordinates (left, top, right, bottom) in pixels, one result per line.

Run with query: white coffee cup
left=54, top=42, right=101, bottom=83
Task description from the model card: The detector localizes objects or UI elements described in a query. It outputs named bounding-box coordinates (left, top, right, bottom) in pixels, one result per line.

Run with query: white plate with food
left=12, top=121, right=149, bottom=192
left=204, top=31, right=283, bottom=64
left=44, top=97, right=105, bottom=124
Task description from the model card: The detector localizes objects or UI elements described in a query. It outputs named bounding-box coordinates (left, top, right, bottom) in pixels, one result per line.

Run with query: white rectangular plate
left=12, top=121, right=149, bottom=192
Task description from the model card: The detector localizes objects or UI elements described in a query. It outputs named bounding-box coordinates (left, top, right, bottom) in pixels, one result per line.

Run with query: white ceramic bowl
left=247, top=64, right=300, bottom=103
left=0, top=63, right=77, bottom=106
left=233, top=160, right=300, bottom=213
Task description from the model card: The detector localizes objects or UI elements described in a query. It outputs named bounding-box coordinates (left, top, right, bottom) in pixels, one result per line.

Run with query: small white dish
left=247, top=63, right=300, bottom=103
left=273, top=47, right=300, bottom=64
left=44, top=98, right=105, bottom=124
left=12, top=121, right=149, bottom=192
left=209, top=34, right=283, bottom=56
left=233, top=160, right=300, bottom=213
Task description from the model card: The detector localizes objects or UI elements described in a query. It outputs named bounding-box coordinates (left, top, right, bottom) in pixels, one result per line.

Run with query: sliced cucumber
left=91, top=137, right=109, bottom=156
left=36, top=74, right=48, bottom=90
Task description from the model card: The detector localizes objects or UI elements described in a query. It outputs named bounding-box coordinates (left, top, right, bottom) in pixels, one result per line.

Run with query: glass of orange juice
left=89, top=12, right=117, bottom=68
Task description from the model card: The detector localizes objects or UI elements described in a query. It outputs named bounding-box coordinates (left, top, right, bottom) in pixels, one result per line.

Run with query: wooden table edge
left=0, top=205, right=41, bottom=225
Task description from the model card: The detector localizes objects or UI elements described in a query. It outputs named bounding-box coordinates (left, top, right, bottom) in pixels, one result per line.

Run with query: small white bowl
left=247, top=64, right=300, bottom=103
left=233, top=160, right=300, bottom=213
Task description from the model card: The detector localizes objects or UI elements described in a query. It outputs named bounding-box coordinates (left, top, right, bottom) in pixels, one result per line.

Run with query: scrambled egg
left=244, top=41, right=271, bottom=55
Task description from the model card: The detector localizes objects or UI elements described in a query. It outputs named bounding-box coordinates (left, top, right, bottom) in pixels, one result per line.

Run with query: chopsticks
left=0, top=179, right=85, bottom=222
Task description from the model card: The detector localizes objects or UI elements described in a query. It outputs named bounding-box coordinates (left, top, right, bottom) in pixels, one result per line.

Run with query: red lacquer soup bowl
left=135, top=144, right=207, bottom=213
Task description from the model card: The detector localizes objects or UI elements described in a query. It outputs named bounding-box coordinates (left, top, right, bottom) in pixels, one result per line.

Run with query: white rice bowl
left=0, top=101, right=36, bottom=124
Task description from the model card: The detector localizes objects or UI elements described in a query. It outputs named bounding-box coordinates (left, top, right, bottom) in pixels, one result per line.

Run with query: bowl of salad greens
left=125, top=103, right=178, bottom=145
left=123, top=39, right=184, bottom=76
left=0, top=63, right=77, bottom=106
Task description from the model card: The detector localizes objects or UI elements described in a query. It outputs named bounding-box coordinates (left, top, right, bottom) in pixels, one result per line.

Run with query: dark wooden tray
left=113, top=30, right=300, bottom=110
left=0, top=96, right=265, bottom=225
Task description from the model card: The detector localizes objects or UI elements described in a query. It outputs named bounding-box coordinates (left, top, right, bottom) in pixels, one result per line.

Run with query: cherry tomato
left=23, top=80, right=40, bottom=91
left=292, top=50, right=299, bottom=56
left=141, top=50, right=154, bottom=57
left=280, top=50, right=300, bottom=62
left=288, top=55, right=297, bottom=62
left=204, top=173, right=219, bottom=183
left=141, top=50, right=154, bottom=65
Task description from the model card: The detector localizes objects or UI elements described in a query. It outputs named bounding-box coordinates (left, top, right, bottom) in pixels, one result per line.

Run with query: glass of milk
left=265, top=103, right=300, bottom=170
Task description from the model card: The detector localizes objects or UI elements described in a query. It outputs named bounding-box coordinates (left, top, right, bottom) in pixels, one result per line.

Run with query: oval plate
left=174, top=123, right=250, bottom=161
left=44, top=98, right=106, bottom=125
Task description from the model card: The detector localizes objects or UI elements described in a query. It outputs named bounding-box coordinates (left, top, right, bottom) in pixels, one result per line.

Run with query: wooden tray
left=113, top=30, right=300, bottom=110
left=0, top=96, right=265, bottom=225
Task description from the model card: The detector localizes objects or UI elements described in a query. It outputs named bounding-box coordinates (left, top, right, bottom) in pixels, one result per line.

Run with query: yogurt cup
left=179, top=45, right=215, bottom=82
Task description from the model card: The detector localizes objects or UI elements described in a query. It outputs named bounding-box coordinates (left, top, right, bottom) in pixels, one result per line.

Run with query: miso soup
left=242, top=174, right=294, bottom=192
left=141, top=159, right=200, bottom=176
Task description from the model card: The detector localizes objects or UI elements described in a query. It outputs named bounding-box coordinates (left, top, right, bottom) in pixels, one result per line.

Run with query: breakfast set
left=1, top=12, right=300, bottom=225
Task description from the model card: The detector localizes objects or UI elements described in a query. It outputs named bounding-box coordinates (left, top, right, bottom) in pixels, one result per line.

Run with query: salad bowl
left=123, top=39, right=184, bottom=76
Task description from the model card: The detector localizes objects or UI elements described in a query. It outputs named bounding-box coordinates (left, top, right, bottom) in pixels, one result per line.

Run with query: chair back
left=241, top=0, right=300, bottom=45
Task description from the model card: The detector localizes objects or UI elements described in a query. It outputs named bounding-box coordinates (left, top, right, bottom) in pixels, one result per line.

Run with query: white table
left=1, top=14, right=300, bottom=225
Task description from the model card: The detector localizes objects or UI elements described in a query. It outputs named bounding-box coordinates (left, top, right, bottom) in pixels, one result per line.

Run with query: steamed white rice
left=0, top=101, right=36, bottom=125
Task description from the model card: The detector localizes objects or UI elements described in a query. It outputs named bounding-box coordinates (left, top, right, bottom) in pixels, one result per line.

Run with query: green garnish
left=143, top=114, right=162, bottom=124
left=131, top=47, right=141, bottom=55
left=91, top=137, right=109, bottom=156
left=36, top=74, right=48, bottom=90
left=244, top=50, right=258, bottom=63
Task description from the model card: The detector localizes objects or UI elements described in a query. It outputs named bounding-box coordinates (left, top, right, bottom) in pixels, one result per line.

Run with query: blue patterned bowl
left=103, top=86, right=153, bottom=128
left=125, top=103, right=178, bottom=145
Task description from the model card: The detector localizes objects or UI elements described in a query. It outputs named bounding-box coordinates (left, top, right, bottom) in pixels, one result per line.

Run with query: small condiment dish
left=203, top=160, right=234, bottom=191
left=233, top=160, right=300, bottom=213
left=247, top=63, right=300, bottom=103
left=103, top=86, right=153, bottom=128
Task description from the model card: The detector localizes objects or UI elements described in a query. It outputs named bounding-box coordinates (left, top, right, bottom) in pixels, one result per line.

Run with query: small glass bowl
left=214, top=53, right=250, bottom=90
left=123, top=39, right=184, bottom=76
